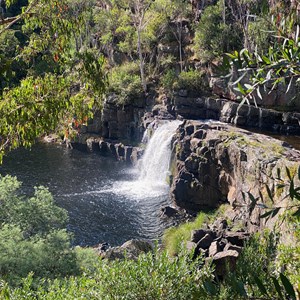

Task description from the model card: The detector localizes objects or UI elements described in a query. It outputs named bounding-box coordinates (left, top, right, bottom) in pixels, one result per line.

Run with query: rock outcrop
left=173, top=95, right=300, bottom=135
left=185, top=217, right=250, bottom=278
left=71, top=136, right=144, bottom=164
left=101, top=94, right=147, bottom=141
left=95, top=239, right=153, bottom=260
left=170, top=120, right=300, bottom=232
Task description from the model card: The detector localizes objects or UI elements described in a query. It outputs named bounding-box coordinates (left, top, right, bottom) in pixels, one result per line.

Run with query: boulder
left=213, top=250, right=240, bottom=277
left=223, top=243, right=243, bottom=253
left=160, top=206, right=179, bottom=218
left=193, top=233, right=214, bottom=259
left=101, top=239, right=153, bottom=260
left=224, top=231, right=249, bottom=247
left=208, top=241, right=220, bottom=257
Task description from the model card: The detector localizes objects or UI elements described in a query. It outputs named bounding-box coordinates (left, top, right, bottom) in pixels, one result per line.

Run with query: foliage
left=0, top=0, right=106, bottom=161
left=161, top=69, right=209, bottom=95
left=242, top=166, right=300, bottom=221
left=163, top=211, right=212, bottom=256
left=1, top=229, right=298, bottom=299
left=0, top=75, right=67, bottom=158
left=193, top=0, right=243, bottom=64
left=0, top=175, right=85, bottom=284
left=175, top=69, right=209, bottom=94
left=247, top=16, right=274, bottom=54
left=222, top=32, right=300, bottom=107
left=107, top=62, right=143, bottom=105
left=160, top=68, right=177, bottom=92
left=2, top=248, right=214, bottom=300
left=206, top=231, right=298, bottom=300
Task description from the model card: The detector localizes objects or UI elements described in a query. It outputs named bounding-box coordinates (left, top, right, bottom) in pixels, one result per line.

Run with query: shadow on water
left=0, top=143, right=172, bottom=246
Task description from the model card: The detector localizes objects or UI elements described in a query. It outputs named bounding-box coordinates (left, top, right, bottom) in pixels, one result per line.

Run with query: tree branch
left=0, top=0, right=39, bottom=35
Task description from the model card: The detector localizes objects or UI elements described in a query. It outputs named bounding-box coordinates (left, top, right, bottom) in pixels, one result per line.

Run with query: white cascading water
left=110, top=120, right=182, bottom=199
left=139, top=120, right=182, bottom=185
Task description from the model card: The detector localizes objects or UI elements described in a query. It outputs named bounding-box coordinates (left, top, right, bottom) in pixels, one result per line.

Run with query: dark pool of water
left=0, top=144, right=171, bottom=246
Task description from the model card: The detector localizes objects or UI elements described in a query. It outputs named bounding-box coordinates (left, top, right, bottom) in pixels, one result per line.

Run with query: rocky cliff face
left=173, top=95, right=300, bottom=135
left=170, top=120, right=300, bottom=232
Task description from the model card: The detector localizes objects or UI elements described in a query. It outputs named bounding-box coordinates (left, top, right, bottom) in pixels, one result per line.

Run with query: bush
left=4, top=249, right=214, bottom=300
left=161, top=69, right=209, bottom=96
left=176, top=69, right=209, bottom=94
left=0, top=176, right=68, bottom=237
left=0, top=175, right=84, bottom=284
left=193, top=0, right=243, bottom=63
left=107, top=62, right=143, bottom=105
left=160, top=68, right=177, bottom=92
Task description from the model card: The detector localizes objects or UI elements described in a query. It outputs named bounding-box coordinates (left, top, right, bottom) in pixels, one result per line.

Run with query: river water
left=0, top=121, right=181, bottom=247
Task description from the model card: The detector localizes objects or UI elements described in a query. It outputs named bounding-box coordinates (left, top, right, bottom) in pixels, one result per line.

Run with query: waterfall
left=139, top=120, right=182, bottom=186
left=110, top=120, right=181, bottom=199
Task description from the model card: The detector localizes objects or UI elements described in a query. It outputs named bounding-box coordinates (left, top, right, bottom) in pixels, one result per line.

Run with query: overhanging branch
left=0, top=0, right=39, bottom=35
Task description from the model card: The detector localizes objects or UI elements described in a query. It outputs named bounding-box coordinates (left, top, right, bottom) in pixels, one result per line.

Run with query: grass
left=163, top=205, right=230, bottom=256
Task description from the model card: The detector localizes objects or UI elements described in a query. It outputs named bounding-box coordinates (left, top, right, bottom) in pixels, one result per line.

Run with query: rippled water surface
left=0, top=143, right=172, bottom=246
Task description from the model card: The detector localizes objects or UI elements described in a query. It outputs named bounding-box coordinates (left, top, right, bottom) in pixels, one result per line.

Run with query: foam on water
left=110, top=120, right=182, bottom=199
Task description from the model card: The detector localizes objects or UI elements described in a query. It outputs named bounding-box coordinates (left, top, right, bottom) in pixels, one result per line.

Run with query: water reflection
left=0, top=144, right=171, bottom=246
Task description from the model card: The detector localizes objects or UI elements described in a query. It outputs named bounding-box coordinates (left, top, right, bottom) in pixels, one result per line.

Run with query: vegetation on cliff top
left=1, top=1, right=300, bottom=163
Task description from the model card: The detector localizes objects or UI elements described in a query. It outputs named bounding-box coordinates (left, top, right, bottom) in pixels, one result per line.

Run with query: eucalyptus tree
left=0, top=0, right=106, bottom=162
left=153, top=0, right=192, bottom=72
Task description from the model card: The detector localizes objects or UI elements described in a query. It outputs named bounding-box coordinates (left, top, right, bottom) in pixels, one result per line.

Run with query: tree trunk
left=137, top=22, right=147, bottom=93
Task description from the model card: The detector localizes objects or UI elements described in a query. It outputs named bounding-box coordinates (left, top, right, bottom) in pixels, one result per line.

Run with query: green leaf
left=290, top=179, right=295, bottom=200
left=237, top=83, right=246, bottom=95
left=262, top=56, right=271, bottom=64
left=203, top=281, right=218, bottom=296
left=254, top=276, right=268, bottom=296
left=236, top=281, right=247, bottom=297
left=292, top=208, right=300, bottom=217
left=271, top=207, right=281, bottom=218
left=260, top=210, right=274, bottom=219
left=280, top=273, right=296, bottom=300
left=277, top=168, right=281, bottom=180
left=271, top=276, right=284, bottom=299
left=277, top=184, right=286, bottom=189
left=286, top=167, right=292, bottom=181
left=266, top=185, right=274, bottom=203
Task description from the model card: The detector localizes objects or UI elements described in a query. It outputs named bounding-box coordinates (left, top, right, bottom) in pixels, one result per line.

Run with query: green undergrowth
left=1, top=249, right=214, bottom=300
left=163, top=205, right=229, bottom=256
left=2, top=230, right=298, bottom=300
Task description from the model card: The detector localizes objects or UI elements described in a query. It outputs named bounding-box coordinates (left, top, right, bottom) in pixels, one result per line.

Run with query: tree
left=121, top=0, right=153, bottom=93
left=193, top=0, right=243, bottom=64
left=0, top=0, right=106, bottom=162
left=0, top=175, right=79, bottom=283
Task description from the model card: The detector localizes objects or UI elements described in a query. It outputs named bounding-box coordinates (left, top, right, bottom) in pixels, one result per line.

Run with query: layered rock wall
left=173, top=95, right=300, bottom=135
left=170, top=120, right=300, bottom=231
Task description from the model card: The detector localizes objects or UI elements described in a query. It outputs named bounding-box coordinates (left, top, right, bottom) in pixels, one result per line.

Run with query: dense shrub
left=0, top=176, right=83, bottom=284
left=3, top=249, right=214, bottom=300
left=193, top=0, right=243, bottom=63
left=107, top=62, right=143, bottom=105
left=161, top=69, right=209, bottom=95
